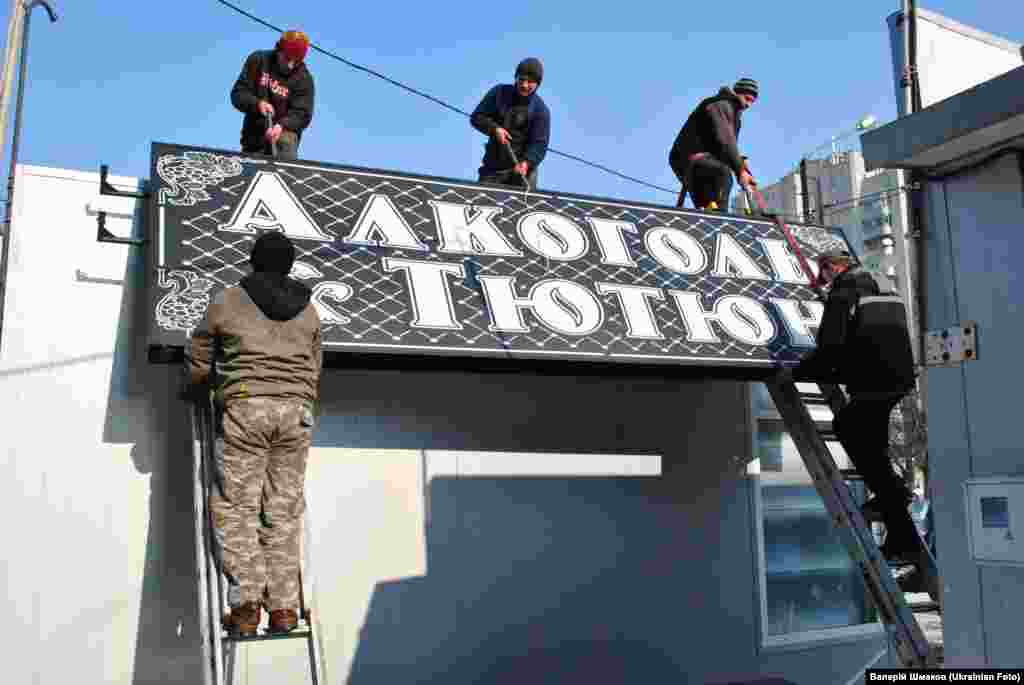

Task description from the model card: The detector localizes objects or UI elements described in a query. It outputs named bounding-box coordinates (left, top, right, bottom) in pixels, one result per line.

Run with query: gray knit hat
left=734, top=77, right=759, bottom=99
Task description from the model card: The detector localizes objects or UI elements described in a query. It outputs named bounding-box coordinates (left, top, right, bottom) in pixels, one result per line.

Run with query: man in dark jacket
left=187, top=232, right=323, bottom=637
left=669, top=78, right=758, bottom=210
left=784, top=249, right=920, bottom=560
left=231, top=30, right=316, bottom=160
left=470, top=57, right=551, bottom=189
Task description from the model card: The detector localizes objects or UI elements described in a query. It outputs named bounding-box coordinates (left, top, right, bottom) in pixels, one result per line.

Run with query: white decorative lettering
left=479, top=277, right=604, bottom=336
left=595, top=283, right=665, bottom=339
left=517, top=212, right=589, bottom=261
left=712, top=233, right=771, bottom=280
left=586, top=217, right=638, bottom=267
left=219, top=171, right=333, bottom=241
left=769, top=298, right=824, bottom=348
left=759, top=238, right=813, bottom=284
left=382, top=257, right=464, bottom=330
left=645, top=227, right=707, bottom=275
left=429, top=200, right=523, bottom=257
left=343, top=194, right=429, bottom=251
left=311, top=282, right=354, bottom=325
left=670, top=292, right=776, bottom=345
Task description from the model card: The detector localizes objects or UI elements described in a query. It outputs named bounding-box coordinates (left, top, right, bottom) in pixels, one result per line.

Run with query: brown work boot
left=268, top=608, right=299, bottom=634
left=223, top=601, right=261, bottom=637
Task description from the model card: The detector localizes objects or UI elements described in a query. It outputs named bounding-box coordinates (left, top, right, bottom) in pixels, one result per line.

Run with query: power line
left=822, top=185, right=907, bottom=214
left=213, top=0, right=678, bottom=196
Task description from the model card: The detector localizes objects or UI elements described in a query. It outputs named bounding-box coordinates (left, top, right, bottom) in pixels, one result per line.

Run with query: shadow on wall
left=346, top=474, right=779, bottom=685
left=102, top=236, right=203, bottom=684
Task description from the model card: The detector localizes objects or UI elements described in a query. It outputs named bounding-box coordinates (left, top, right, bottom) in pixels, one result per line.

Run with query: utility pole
left=799, top=158, right=811, bottom=223
left=0, top=0, right=57, bottom=356
left=0, top=0, right=25, bottom=218
left=895, top=0, right=929, bottom=492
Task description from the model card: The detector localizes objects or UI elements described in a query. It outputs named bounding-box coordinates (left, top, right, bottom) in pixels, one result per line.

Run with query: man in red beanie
left=231, top=30, right=316, bottom=160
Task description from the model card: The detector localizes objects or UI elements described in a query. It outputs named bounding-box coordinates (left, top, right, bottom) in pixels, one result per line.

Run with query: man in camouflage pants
left=187, top=232, right=322, bottom=636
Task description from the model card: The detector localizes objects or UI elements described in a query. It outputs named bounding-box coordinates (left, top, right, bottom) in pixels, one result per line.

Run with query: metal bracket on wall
left=96, top=164, right=149, bottom=246
left=924, top=322, right=979, bottom=366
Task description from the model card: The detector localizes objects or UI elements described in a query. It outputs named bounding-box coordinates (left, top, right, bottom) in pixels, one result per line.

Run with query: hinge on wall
left=96, top=164, right=149, bottom=246
left=924, top=322, right=979, bottom=366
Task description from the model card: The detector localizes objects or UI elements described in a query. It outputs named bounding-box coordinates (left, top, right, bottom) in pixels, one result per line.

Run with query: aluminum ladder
left=190, top=395, right=327, bottom=685
left=767, top=378, right=938, bottom=668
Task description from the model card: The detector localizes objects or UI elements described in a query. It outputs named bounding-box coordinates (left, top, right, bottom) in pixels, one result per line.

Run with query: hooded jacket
left=669, top=87, right=745, bottom=177
left=231, top=49, right=316, bottom=150
left=794, top=266, right=916, bottom=396
left=470, top=84, right=551, bottom=175
left=187, top=272, right=322, bottom=406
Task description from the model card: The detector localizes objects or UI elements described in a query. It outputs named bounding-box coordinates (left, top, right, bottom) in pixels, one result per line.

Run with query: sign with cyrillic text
left=147, top=142, right=853, bottom=373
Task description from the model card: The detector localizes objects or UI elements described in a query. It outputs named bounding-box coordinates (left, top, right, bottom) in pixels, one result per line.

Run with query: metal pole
left=799, top=158, right=811, bottom=223
left=0, top=0, right=57, bottom=356
left=0, top=0, right=25, bottom=172
left=815, top=178, right=825, bottom=227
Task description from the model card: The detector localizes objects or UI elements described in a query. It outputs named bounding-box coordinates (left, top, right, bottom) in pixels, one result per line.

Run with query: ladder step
left=223, top=630, right=314, bottom=644
left=766, top=379, right=935, bottom=667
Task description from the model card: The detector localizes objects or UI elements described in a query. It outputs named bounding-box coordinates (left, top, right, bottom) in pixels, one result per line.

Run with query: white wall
left=889, top=8, right=1023, bottom=115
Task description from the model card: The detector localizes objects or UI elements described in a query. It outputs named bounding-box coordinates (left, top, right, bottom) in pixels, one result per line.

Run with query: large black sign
left=147, top=142, right=851, bottom=373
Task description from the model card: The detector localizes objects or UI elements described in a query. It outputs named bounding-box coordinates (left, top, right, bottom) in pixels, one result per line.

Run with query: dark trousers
left=479, top=167, right=538, bottom=189
left=687, top=156, right=734, bottom=208
left=674, top=156, right=734, bottom=209
left=242, top=130, right=299, bottom=160
left=833, top=395, right=913, bottom=529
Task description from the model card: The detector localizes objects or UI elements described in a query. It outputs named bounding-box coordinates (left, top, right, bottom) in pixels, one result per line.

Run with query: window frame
left=747, top=383, right=884, bottom=652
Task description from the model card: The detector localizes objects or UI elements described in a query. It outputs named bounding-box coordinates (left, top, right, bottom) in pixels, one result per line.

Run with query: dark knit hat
left=250, top=231, right=296, bottom=275
left=515, top=57, right=544, bottom=84
left=734, top=77, right=759, bottom=99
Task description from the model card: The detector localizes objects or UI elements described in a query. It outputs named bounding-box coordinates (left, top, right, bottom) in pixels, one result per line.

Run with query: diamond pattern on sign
left=149, top=144, right=846, bottom=367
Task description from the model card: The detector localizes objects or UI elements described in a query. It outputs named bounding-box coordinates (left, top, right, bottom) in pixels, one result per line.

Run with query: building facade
left=0, top=161, right=897, bottom=684
left=862, top=62, right=1024, bottom=669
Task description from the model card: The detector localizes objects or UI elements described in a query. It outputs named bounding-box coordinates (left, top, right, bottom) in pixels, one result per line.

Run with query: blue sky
left=3, top=1, right=1022, bottom=206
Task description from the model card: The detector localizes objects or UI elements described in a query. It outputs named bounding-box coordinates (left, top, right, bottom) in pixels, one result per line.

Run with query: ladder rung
left=223, top=629, right=313, bottom=644
left=767, top=379, right=935, bottom=667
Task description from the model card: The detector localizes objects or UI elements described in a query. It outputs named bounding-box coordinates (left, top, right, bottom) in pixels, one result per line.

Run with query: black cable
left=821, top=185, right=907, bottom=213
left=213, top=0, right=678, bottom=196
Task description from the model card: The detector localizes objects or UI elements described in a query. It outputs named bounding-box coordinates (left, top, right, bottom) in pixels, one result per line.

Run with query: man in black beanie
left=186, top=231, right=323, bottom=638
left=470, top=57, right=552, bottom=188
left=669, top=77, right=758, bottom=210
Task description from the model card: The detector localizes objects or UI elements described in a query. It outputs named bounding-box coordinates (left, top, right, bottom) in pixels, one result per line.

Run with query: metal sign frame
left=146, top=142, right=854, bottom=377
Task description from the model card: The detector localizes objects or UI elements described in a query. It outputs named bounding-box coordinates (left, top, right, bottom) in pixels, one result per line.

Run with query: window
left=749, top=384, right=881, bottom=645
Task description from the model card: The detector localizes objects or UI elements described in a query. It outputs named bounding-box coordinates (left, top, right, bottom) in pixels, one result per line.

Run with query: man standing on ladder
left=186, top=232, right=323, bottom=637
left=669, top=78, right=758, bottom=211
left=782, top=248, right=921, bottom=562
left=470, top=57, right=551, bottom=189
left=231, top=29, right=316, bottom=160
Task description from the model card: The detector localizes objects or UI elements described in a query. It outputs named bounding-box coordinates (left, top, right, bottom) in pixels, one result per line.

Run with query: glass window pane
left=757, top=427, right=878, bottom=636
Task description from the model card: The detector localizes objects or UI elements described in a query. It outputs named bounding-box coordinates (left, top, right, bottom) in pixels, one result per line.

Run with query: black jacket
left=231, top=49, right=315, bottom=149
left=470, top=84, right=551, bottom=174
left=669, top=87, right=745, bottom=177
left=795, top=267, right=916, bottom=395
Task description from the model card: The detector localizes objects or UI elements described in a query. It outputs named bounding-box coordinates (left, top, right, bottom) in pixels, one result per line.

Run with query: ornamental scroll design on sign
left=789, top=225, right=848, bottom=255
left=156, top=151, right=244, bottom=206
left=155, top=269, right=215, bottom=334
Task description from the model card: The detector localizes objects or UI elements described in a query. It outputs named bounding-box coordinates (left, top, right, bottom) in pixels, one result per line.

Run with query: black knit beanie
left=515, top=57, right=543, bottom=85
left=250, top=231, right=296, bottom=275
left=734, top=77, right=759, bottom=99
